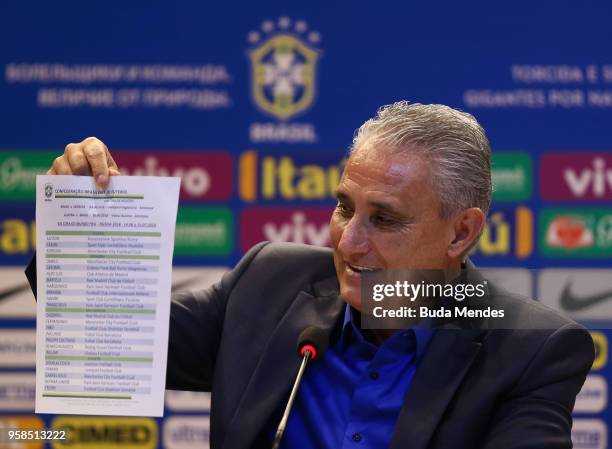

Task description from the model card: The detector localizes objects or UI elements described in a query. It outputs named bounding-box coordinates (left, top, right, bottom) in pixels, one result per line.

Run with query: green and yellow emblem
left=249, top=33, right=319, bottom=120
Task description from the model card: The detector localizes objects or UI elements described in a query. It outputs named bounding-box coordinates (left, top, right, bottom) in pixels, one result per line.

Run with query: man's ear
left=447, top=208, right=486, bottom=259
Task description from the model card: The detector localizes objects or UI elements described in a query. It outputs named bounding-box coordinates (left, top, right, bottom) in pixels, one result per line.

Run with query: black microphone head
left=297, top=326, right=329, bottom=360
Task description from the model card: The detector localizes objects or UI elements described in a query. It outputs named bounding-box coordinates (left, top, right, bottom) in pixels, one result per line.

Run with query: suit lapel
left=390, top=328, right=484, bottom=449
left=222, top=276, right=343, bottom=449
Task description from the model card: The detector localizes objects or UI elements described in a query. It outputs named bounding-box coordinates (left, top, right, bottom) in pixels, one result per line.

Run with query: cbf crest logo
left=247, top=18, right=321, bottom=121
left=44, top=183, right=53, bottom=200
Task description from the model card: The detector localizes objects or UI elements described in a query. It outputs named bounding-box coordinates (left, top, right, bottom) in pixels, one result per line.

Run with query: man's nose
left=338, top=216, right=369, bottom=257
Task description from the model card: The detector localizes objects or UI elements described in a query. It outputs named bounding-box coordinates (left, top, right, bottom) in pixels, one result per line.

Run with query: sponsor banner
left=51, top=416, right=157, bottom=449
left=479, top=269, right=533, bottom=298
left=572, top=419, right=607, bottom=449
left=116, top=151, right=233, bottom=201
left=163, top=416, right=210, bottom=449
left=0, top=416, right=44, bottom=449
left=0, top=329, right=36, bottom=367
left=0, top=267, right=37, bottom=318
left=540, top=208, right=612, bottom=257
left=171, top=268, right=227, bottom=295
left=538, top=269, right=612, bottom=321
left=540, top=152, right=612, bottom=201
left=0, top=151, right=55, bottom=201
left=575, top=375, right=608, bottom=413
left=240, top=207, right=332, bottom=251
left=591, top=331, right=608, bottom=370
left=491, top=152, right=532, bottom=201
left=0, top=373, right=35, bottom=411
left=0, top=206, right=36, bottom=259
left=175, top=206, right=233, bottom=256
left=165, top=391, right=211, bottom=412
left=238, top=150, right=344, bottom=202
left=0, top=149, right=234, bottom=201
left=471, top=207, right=533, bottom=260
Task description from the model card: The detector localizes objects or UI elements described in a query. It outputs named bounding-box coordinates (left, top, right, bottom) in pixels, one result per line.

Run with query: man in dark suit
left=30, top=101, right=594, bottom=448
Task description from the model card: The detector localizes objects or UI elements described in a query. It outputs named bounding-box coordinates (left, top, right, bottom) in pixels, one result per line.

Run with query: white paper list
left=35, top=175, right=180, bottom=417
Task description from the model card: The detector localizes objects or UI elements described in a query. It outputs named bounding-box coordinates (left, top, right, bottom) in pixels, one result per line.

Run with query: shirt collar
left=340, top=304, right=435, bottom=363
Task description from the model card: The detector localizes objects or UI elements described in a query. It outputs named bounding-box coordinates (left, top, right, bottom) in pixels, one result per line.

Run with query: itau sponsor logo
left=572, top=419, right=607, bottom=449
left=246, top=17, right=321, bottom=143
left=538, top=269, right=612, bottom=320
left=540, top=208, right=612, bottom=257
left=541, top=152, right=612, bottom=201
left=590, top=331, right=608, bottom=370
left=116, top=152, right=233, bottom=200
left=240, top=208, right=332, bottom=251
left=238, top=150, right=344, bottom=202
left=0, top=207, right=37, bottom=257
left=470, top=207, right=533, bottom=259
left=491, top=152, right=532, bottom=201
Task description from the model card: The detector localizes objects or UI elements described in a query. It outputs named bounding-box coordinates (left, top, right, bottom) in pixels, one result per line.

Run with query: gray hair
left=350, top=101, right=492, bottom=218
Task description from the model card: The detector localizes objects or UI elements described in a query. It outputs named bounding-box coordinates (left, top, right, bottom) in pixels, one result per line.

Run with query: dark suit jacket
left=27, top=241, right=594, bottom=449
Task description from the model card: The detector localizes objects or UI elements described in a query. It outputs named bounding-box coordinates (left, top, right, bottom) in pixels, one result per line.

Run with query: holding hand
left=47, top=137, right=120, bottom=190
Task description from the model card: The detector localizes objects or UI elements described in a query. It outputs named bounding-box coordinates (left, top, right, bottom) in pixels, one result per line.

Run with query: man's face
left=329, top=144, right=456, bottom=310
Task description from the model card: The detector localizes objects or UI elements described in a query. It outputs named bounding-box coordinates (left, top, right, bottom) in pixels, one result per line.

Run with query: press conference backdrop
left=1, top=1, right=612, bottom=448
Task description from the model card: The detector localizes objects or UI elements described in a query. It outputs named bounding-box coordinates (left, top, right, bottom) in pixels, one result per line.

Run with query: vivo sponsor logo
left=572, top=419, right=607, bottom=449
left=541, top=153, right=612, bottom=201
left=0, top=330, right=36, bottom=367
left=0, top=268, right=36, bottom=318
left=165, top=390, right=211, bottom=412
left=240, top=208, right=332, bottom=252
left=479, top=269, right=533, bottom=298
left=575, top=375, right=608, bottom=413
left=116, top=152, right=232, bottom=200
left=163, top=416, right=210, bottom=449
left=539, top=269, right=612, bottom=321
left=0, top=373, right=35, bottom=410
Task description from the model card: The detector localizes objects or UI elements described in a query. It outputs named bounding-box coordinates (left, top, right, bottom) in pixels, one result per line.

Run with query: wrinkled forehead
left=345, top=142, right=433, bottom=183
left=338, top=145, right=438, bottom=211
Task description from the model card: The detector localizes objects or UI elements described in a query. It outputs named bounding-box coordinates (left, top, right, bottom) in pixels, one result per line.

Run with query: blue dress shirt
left=279, top=306, right=434, bottom=449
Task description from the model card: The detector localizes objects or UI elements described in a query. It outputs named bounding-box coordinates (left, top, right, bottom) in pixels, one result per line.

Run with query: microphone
left=271, top=326, right=329, bottom=449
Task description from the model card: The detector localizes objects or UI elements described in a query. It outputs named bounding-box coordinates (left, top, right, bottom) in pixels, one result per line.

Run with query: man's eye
left=335, top=203, right=353, bottom=217
left=373, top=215, right=396, bottom=226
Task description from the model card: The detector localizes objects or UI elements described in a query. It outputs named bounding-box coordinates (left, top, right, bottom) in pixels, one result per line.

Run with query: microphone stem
left=271, top=350, right=312, bottom=449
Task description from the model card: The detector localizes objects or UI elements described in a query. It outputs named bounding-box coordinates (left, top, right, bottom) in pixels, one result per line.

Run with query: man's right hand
left=47, top=137, right=121, bottom=190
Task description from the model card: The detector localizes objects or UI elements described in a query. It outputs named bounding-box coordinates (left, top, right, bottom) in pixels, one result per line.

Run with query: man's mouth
left=346, top=263, right=380, bottom=274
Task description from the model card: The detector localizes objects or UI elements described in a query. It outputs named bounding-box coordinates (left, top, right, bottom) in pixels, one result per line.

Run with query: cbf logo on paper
left=247, top=17, right=321, bottom=143
left=540, top=152, right=612, bottom=201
